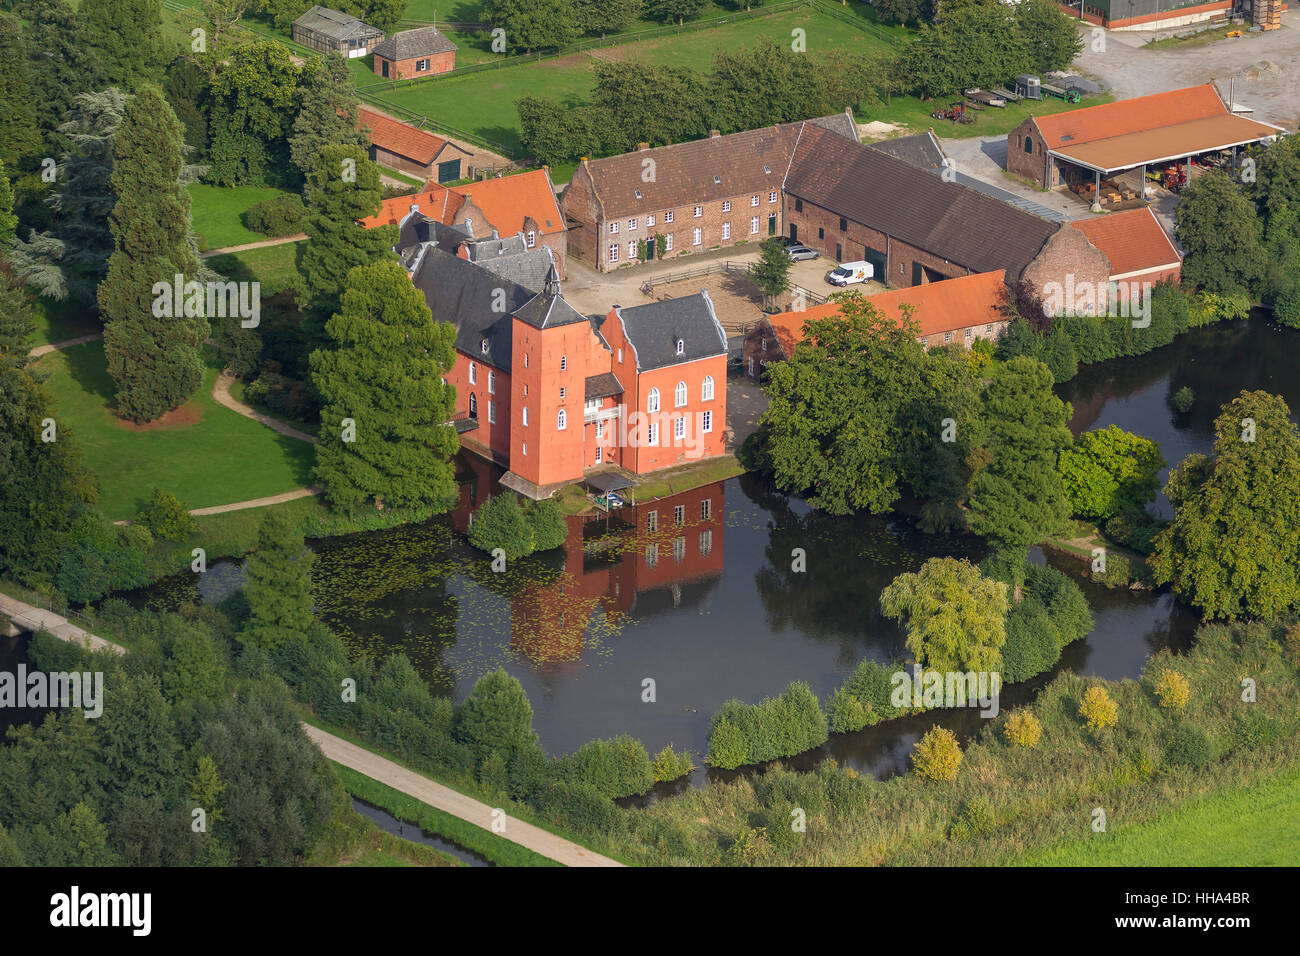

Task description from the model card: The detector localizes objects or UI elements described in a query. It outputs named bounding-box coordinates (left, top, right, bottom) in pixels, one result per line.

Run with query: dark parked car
left=785, top=244, right=820, bottom=261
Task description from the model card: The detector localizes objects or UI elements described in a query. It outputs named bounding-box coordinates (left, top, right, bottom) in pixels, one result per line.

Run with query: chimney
left=491, top=228, right=499, bottom=239
left=637, top=142, right=650, bottom=151
left=457, top=244, right=469, bottom=261
left=709, top=129, right=721, bottom=139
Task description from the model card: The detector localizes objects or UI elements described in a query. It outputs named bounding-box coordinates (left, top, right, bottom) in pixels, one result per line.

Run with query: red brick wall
left=1022, top=225, right=1112, bottom=306
left=446, top=349, right=511, bottom=462
left=372, top=146, right=432, bottom=179
left=509, top=318, right=595, bottom=487
left=742, top=319, right=791, bottom=380
left=1007, top=119, right=1052, bottom=188
left=560, top=164, right=603, bottom=267
left=625, top=357, right=728, bottom=474
left=373, top=50, right=455, bottom=80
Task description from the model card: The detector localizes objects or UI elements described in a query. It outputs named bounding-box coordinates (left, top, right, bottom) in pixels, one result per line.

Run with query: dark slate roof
left=514, top=266, right=587, bottom=330
left=466, top=234, right=527, bottom=260
left=615, top=292, right=727, bottom=373
left=584, top=372, right=624, bottom=402
left=785, top=125, right=1059, bottom=280
left=372, top=26, right=458, bottom=60
left=409, top=246, right=533, bottom=372
left=474, top=245, right=556, bottom=293
left=293, top=5, right=382, bottom=40
left=808, top=110, right=861, bottom=144
left=950, top=171, right=1067, bottom=223
left=867, top=131, right=947, bottom=172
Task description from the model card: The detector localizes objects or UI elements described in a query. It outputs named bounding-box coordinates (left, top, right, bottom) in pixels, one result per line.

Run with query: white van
left=827, top=261, right=873, bottom=286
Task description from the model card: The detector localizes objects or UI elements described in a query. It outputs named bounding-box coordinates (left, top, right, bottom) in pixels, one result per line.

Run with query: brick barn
left=372, top=25, right=458, bottom=80
left=561, top=113, right=858, bottom=272
left=742, top=271, right=1010, bottom=380
left=1069, top=207, right=1183, bottom=287
left=358, top=106, right=475, bottom=183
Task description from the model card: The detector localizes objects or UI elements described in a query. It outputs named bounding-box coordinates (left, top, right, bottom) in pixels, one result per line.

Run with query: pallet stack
left=1254, top=0, right=1282, bottom=30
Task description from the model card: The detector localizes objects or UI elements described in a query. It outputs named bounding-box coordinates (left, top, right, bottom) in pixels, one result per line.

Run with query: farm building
left=290, top=5, right=383, bottom=57
left=1059, top=0, right=1286, bottom=30
left=372, top=26, right=458, bottom=80
left=357, top=106, right=476, bottom=183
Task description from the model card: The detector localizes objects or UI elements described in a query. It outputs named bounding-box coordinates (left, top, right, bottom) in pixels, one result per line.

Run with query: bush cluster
left=706, top=682, right=829, bottom=770
left=1104, top=510, right=1167, bottom=556
left=650, top=746, right=693, bottom=783
left=245, top=194, right=306, bottom=237
left=1163, top=724, right=1212, bottom=768
left=1152, top=668, right=1190, bottom=711
left=1003, top=709, right=1043, bottom=748
left=136, top=487, right=195, bottom=542
left=912, top=727, right=962, bottom=781
left=825, top=659, right=908, bottom=733
left=982, top=556, right=1092, bottom=684
left=1080, top=686, right=1118, bottom=730
left=468, top=495, right=569, bottom=560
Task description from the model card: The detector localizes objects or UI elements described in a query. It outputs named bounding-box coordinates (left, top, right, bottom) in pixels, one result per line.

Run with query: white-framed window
left=557, top=409, right=566, bottom=430
left=647, top=214, right=656, bottom=227
left=701, top=409, right=712, bottom=433
left=523, top=384, right=528, bottom=395
left=721, top=221, right=731, bottom=240
left=692, top=227, right=702, bottom=246
left=675, top=338, right=685, bottom=356
left=647, top=387, right=660, bottom=413
left=559, top=386, right=566, bottom=400
left=986, top=324, right=994, bottom=334
left=693, top=205, right=702, bottom=218
left=750, top=217, right=759, bottom=235
left=674, top=380, right=687, bottom=407
left=595, top=419, right=604, bottom=439
left=701, top=375, right=714, bottom=401
left=617, top=347, right=623, bottom=363
left=674, top=504, right=685, bottom=525
left=628, top=240, right=636, bottom=260
left=595, top=446, right=602, bottom=464
left=964, top=328, right=972, bottom=340
left=488, top=401, right=496, bottom=424
left=609, top=243, right=619, bottom=263
left=674, top=416, right=685, bottom=441
left=522, top=406, right=529, bottom=426
left=750, top=195, right=759, bottom=207
left=664, top=210, right=674, bottom=223
left=647, top=510, right=658, bottom=532
left=524, top=353, right=529, bottom=368
left=526, top=231, right=536, bottom=248
left=609, top=221, right=619, bottom=234
left=943, top=332, right=953, bottom=343
left=416, top=58, right=430, bottom=71
left=664, top=233, right=674, bottom=251
left=673, top=536, right=685, bottom=562
left=522, top=442, right=527, bottom=455
left=768, top=191, right=777, bottom=203
left=647, top=422, right=659, bottom=445
left=560, top=355, right=567, bottom=371
left=722, top=200, right=731, bottom=212
left=701, top=498, right=711, bottom=520
left=468, top=361, right=477, bottom=385
left=699, top=529, right=712, bottom=556
left=488, top=371, right=495, bottom=395
left=628, top=217, right=638, bottom=230
left=646, top=543, right=658, bottom=568
left=480, top=338, right=489, bottom=354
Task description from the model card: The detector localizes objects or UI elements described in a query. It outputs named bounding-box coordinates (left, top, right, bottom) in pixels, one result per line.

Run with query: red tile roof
left=358, top=106, right=454, bottom=166
left=1070, top=207, right=1182, bottom=279
left=764, top=271, right=1008, bottom=349
left=1032, top=85, right=1228, bottom=150
left=360, top=169, right=565, bottom=237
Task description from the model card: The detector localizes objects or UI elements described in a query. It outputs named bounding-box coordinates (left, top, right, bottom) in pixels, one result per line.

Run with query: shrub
left=468, top=495, right=533, bottom=559
left=478, top=752, right=509, bottom=796
left=562, top=734, right=654, bottom=799
left=539, top=780, right=625, bottom=836
left=1284, top=624, right=1300, bottom=666
left=529, top=499, right=568, bottom=552
left=1000, top=599, right=1059, bottom=683
left=245, top=193, right=306, bottom=237
left=724, top=826, right=771, bottom=866
left=706, top=714, right=749, bottom=770
left=1232, top=710, right=1282, bottom=750
left=1163, top=724, right=1212, bottom=768
left=1092, top=551, right=1132, bottom=589
left=1080, top=686, right=1118, bottom=730
left=705, top=682, right=828, bottom=768
left=1003, top=709, right=1043, bottom=748
left=55, top=513, right=155, bottom=604
left=1026, top=562, right=1092, bottom=648
left=137, top=487, right=195, bottom=541
left=826, top=685, right=873, bottom=734
left=1104, top=510, right=1166, bottom=555
left=650, top=746, right=693, bottom=782
left=911, top=727, right=962, bottom=781
left=452, top=668, right=537, bottom=763
left=1152, top=668, right=1190, bottom=711
left=1170, top=386, right=1195, bottom=413
left=949, top=797, right=995, bottom=839
left=1273, top=288, right=1300, bottom=328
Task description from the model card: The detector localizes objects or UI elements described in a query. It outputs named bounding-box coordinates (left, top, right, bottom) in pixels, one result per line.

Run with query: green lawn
left=872, top=92, right=1115, bottom=142
left=31, top=298, right=100, bottom=349
left=37, top=341, right=314, bottom=519
left=189, top=183, right=296, bottom=250
left=1023, top=763, right=1300, bottom=866
left=205, top=240, right=306, bottom=296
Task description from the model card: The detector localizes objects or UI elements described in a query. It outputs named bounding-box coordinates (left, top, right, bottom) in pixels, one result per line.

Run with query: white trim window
left=560, top=355, right=567, bottom=370
left=646, top=543, right=658, bottom=568
left=647, top=387, right=660, bottom=413
left=721, top=221, right=731, bottom=240
left=488, top=401, right=496, bottom=424
left=416, top=58, right=430, bottom=72
left=675, top=338, right=685, bottom=356
left=701, top=375, right=714, bottom=401
left=609, top=221, right=619, bottom=234
left=480, top=338, right=489, bottom=354
left=609, top=243, right=619, bottom=263
left=693, top=205, right=703, bottom=218
left=647, top=422, right=659, bottom=446
left=701, top=409, right=712, bottom=433
left=647, top=214, right=656, bottom=227
left=557, top=409, right=566, bottom=430
left=750, top=217, right=759, bottom=235
left=488, top=371, right=495, bottom=395
left=595, top=446, right=602, bottom=464
left=768, top=191, right=777, bottom=203
left=674, top=416, right=685, bottom=441
left=628, top=217, right=638, bottom=230
left=692, top=227, right=702, bottom=246
left=750, top=195, right=759, bottom=207
left=559, top=386, right=565, bottom=400
left=468, top=361, right=477, bottom=385
left=664, top=210, right=674, bottom=223
left=674, top=380, right=687, bottom=407
left=664, top=233, right=674, bottom=251
left=628, top=239, right=637, bottom=260
left=522, top=406, right=529, bottom=426
left=526, top=231, right=536, bottom=248
left=721, top=200, right=731, bottom=212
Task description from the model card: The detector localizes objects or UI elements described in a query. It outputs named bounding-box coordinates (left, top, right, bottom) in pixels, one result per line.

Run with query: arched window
left=647, top=387, right=660, bottom=413
left=701, top=375, right=715, bottom=401
left=488, top=371, right=495, bottom=395
left=674, top=381, right=687, bottom=407
left=468, top=361, right=477, bottom=385
left=675, top=338, right=685, bottom=356
left=557, top=409, right=567, bottom=431
left=469, top=393, right=478, bottom=418
left=1024, top=136, right=1033, bottom=155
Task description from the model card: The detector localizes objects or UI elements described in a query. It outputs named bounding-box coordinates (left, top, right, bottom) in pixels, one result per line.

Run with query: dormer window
left=675, top=339, right=684, bottom=356
left=635, top=189, right=642, bottom=199
left=480, top=338, right=489, bottom=354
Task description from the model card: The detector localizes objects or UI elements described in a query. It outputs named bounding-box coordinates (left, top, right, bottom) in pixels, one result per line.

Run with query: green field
left=31, top=298, right=100, bottom=349
left=189, top=184, right=296, bottom=250
left=1023, top=763, right=1300, bottom=866
left=205, top=240, right=306, bottom=295
left=37, top=342, right=314, bottom=519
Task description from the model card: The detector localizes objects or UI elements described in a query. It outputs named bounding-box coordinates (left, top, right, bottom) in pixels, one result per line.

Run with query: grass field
left=37, top=342, right=314, bottom=519
left=1022, top=763, right=1300, bottom=866
left=189, top=184, right=295, bottom=250
left=205, top=241, right=306, bottom=296
left=31, top=298, right=100, bottom=349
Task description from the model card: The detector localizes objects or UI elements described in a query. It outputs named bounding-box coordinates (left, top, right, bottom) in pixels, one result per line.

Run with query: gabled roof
left=1070, top=207, right=1182, bottom=279
left=514, top=266, right=586, bottom=329
left=361, top=170, right=564, bottom=240
left=867, top=131, right=946, bottom=172
left=613, top=292, right=727, bottom=372
left=372, top=25, right=458, bottom=60
left=409, top=246, right=533, bottom=372
left=585, top=372, right=624, bottom=402
left=358, top=106, right=465, bottom=167
left=293, top=5, right=383, bottom=40
left=577, top=115, right=857, bottom=219
left=1032, top=85, right=1228, bottom=150
left=474, top=244, right=557, bottom=294
left=785, top=124, right=1059, bottom=280
left=762, top=272, right=1008, bottom=350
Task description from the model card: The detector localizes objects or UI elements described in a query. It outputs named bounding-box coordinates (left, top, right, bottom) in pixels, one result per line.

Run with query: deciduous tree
left=1058, top=425, right=1164, bottom=522
left=880, top=557, right=1009, bottom=673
